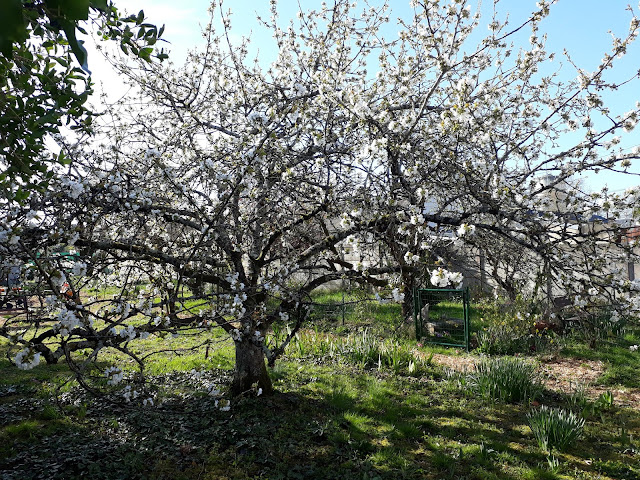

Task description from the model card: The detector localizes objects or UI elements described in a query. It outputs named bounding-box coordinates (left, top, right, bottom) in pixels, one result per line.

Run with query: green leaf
left=55, top=56, right=69, bottom=68
left=58, top=151, right=72, bottom=165
left=89, top=0, right=108, bottom=10
left=61, top=21, right=90, bottom=73
left=45, top=0, right=91, bottom=21
left=36, top=109, right=61, bottom=126
left=14, top=188, right=30, bottom=202
left=0, top=0, right=28, bottom=57
left=139, top=47, right=153, bottom=62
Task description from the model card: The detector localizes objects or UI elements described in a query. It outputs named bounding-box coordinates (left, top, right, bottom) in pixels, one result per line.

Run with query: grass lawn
left=2, top=293, right=640, bottom=479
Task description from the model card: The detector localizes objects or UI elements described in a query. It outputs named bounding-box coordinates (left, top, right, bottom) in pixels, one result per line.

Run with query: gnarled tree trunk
left=231, top=340, right=273, bottom=396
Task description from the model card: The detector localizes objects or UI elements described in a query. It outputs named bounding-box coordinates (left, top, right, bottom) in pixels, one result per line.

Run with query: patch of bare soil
left=429, top=353, right=476, bottom=373
left=425, top=352, right=640, bottom=408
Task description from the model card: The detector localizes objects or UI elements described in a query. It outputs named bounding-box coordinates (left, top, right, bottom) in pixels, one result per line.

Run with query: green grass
left=2, top=331, right=640, bottom=480
left=2, top=289, right=640, bottom=479
left=429, top=301, right=465, bottom=320
left=561, top=326, right=640, bottom=389
left=309, top=289, right=405, bottom=336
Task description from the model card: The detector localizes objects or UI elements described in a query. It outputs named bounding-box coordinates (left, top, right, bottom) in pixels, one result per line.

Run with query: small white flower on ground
left=630, top=345, right=639, bottom=352
left=105, top=366, right=124, bottom=385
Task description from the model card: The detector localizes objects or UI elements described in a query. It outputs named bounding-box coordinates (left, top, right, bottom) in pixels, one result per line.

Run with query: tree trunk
left=231, top=340, right=273, bottom=396
left=402, top=270, right=415, bottom=319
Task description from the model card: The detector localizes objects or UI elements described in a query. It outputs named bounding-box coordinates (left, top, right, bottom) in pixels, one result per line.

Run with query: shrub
left=563, top=307, right=628, bottom=348
left=471, top=356, right=542, bottom=403
left=527, top=406, right=585, bottom=452
left=474, top=297, right=551, bottom=355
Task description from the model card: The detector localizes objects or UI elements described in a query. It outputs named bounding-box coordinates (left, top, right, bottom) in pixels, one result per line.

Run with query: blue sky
left=90, top=0, right=640, bottom=192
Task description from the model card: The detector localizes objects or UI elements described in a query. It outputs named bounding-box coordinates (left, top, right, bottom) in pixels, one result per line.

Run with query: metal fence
left=413, top=287, right=470, bottom=351
left=308, top=301, right=355, bottom=324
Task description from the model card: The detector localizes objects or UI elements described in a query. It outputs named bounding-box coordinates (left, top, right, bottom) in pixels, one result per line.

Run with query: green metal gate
left=413, top=287, right=470, bottom=351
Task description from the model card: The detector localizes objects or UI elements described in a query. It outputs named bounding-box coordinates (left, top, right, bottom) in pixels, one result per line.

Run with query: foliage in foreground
left=0, top=0, right=167, bottom=200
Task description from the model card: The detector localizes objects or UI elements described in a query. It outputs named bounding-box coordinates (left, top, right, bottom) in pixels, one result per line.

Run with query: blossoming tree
left=2, top=0, right=640, bottom=398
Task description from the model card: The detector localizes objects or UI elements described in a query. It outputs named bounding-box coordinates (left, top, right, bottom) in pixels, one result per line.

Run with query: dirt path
left=427, top=352, right=640, bottom=407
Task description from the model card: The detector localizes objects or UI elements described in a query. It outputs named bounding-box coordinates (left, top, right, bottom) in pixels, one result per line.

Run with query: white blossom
left=404, top=251, right=420, bottom=264
left=71, top=261, right=87, bottom=276
left=392, top=288, right=405, bottom=303
left=60, top=176, right=85, bottom=199
left=122, top=385, right=139, bottom=402
left=105, top=366, right=124, bottom=385
left=14, top=347, right=41, bottom=370
left=339, top=213, right=354, bottom=230
left=56, top=307, right=81, bottom=337
left=457, top=223, right=476, bottom=237
left=430, top=268, right=463, bottom=288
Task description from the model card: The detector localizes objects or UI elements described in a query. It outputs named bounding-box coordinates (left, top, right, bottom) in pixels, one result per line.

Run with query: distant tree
left=2, top=0, right=639, bottom=400
left=0, top=0, right=166, bottom=201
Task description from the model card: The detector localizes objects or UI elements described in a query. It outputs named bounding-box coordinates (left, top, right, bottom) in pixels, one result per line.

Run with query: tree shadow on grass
left=203, top=366, right=542, bottom=480
left=2, top=355, right=640, bottom=480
